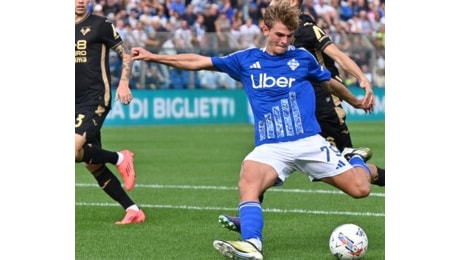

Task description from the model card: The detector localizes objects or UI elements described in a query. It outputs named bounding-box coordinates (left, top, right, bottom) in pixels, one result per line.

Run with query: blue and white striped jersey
left=211, top=46, right=331, bottom=146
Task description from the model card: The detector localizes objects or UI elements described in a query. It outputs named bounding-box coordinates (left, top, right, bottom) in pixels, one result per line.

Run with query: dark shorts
left=75, top=104, right=110, bottom=148
left=314, top=92, right=352, bottom=152
left=312, top=78, right=353, bottom=151
left=316, top=105, right=352, bottom=152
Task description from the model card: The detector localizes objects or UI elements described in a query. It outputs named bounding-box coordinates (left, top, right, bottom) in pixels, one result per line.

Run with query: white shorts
left=244, top=134, right=353, bottom=184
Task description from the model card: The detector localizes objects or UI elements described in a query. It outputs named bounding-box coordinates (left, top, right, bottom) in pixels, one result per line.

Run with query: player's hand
left=115, top=80, right=133, bottom=105
left=131, top=47, right=151, bottom=61
left=359, top=80, right=374, bottom=114
left=348, top=98, right=373, bottom=114
left=361, top=91, right=374, bottom=114
left=353, top=98, right=373, bottom=114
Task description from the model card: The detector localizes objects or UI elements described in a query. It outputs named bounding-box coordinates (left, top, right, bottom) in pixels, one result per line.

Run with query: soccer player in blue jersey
left=217, top=0, right=384, bottom=240
left=132, top=2, right=376, bottom=259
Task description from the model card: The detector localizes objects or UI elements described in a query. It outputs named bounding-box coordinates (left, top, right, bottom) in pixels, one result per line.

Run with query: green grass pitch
left=75, top=121, right=385, bottom=259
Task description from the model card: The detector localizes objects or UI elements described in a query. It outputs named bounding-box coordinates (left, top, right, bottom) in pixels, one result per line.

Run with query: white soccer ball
left=329, top=223, right=368, bottom=259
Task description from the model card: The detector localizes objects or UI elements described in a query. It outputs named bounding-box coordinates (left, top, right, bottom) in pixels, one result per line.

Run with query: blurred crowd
left=90, top=0, right=385, bottom=89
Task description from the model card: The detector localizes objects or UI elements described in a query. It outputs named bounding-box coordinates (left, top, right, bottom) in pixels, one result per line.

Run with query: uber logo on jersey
left=250, top=73, right=296, bottom=89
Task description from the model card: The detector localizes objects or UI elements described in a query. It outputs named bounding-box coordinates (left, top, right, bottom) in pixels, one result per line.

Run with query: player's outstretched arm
left=131, top=47, right=215, bottom=71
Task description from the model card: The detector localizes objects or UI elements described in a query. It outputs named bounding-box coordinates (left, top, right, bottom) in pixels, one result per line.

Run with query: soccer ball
left=329, top=223, right=368, bottom=259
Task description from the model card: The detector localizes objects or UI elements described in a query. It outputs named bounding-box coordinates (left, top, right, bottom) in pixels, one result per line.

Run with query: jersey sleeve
left=304, top=52, right=331, bottom=82
left=211, top=52, right=244, bottom=82
left=311, top=24, right=333, bottom=52
left=100, top=18, right=123, bottom=49
left=294, top=15, right=333, bottom=52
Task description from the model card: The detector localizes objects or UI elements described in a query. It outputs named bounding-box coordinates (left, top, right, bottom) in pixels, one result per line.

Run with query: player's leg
left=85, top=163, right=145, bottom=224
left=297, top=135, right=372, bottom=198
left=238, top=160, right=277, bottom=244
left=218, top=183, right=271, bottom=234
left=366, top=163, right=385, bottom=187
left=317, top=104, right=352, bottom=152
left=215, top=137, right=373, bottom=259
left=318, top=153, right=372, bottom=198
left=321, top=165, right=372, bottom=198
left=75, top=107, right=122, bottom=165
left=75, top=106, right=144, bottom=224
left=342, top=146, right=385, bottom=187
left=75, top=133, right=87, bottom=160
left=218, top=160, right=380, bottom=234
left=214, top=157, right=280, bottom=259
left=79, top=143, right=136, bottom=190
left=75, top=106, right=136, bottom=190
left=319, top=104, right=385, bottom=187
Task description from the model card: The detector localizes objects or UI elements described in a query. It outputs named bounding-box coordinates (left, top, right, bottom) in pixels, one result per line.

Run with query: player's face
left=263, top=22, right=294, bottom=55
left=75, top=0, right=90, bottom=16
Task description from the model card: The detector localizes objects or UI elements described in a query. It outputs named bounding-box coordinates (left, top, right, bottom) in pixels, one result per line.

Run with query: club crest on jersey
left=287, top=59, right=299, bottom=71
left=80, top=27, right=91, bottom=36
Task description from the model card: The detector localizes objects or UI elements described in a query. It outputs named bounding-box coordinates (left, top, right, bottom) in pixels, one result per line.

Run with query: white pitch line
left=75, top=183, right=385, bottom=197
left=75, top=202, right=385, bottom=217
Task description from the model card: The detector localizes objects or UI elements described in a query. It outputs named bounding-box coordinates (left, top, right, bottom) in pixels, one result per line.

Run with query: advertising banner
left=105, top=88, right=384, bottom=126
left=105, top=89, right=251, bottom=126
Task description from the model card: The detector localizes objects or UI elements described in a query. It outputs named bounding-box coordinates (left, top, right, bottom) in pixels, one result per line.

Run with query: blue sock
left=239, top=201, right=263, bottom=243
left=349, top=155, right=371, bottom=175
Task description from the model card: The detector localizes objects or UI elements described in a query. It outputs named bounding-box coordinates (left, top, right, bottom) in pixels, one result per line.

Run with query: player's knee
left=75, top=147, right=84, bottom=162
left=348, top=181, right=371, bottom=198
left=351, top=186, right=371, bottom=198
left=238, top=180, right=262, bottom=202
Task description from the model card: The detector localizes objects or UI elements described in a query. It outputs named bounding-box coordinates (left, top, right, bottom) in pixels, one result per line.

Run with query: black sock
left=92, top=165, right=135, bottom=209
left=82, top=144, right=118, bottom=165
left=373, top=167, right=385, bottom=186
left=258, top=192, right=265, bottom=203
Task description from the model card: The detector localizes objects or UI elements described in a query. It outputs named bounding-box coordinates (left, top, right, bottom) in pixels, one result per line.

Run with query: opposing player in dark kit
left=75, top=0, right=145, bottom=224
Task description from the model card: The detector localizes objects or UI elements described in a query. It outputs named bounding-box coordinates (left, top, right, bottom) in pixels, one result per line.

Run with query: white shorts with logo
left=244, top=134, right=353, bottom=183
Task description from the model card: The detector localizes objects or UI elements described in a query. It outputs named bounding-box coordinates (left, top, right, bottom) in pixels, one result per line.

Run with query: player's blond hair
left=263, top=0, right=300, bottom=31
left=269, top=0, right=302, bottom=9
